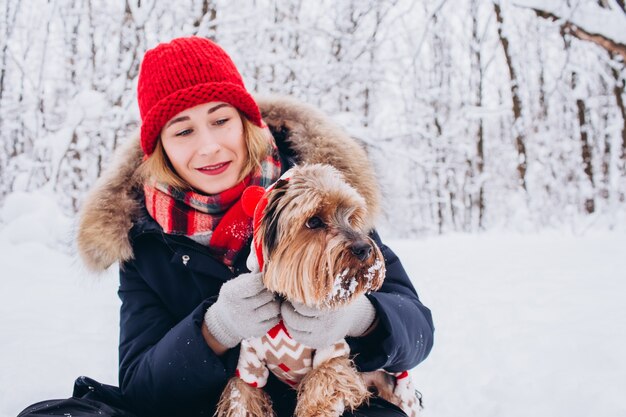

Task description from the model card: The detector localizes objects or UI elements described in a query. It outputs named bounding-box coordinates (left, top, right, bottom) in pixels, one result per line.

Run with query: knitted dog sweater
left=235, top=321, right=421, bottom=417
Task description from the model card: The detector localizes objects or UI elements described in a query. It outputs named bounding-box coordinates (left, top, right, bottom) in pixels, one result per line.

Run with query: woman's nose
left=197, top=129, right=221, bottom=155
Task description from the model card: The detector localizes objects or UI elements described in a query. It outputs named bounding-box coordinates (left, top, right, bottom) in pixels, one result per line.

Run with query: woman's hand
left=204, top=271, right=280, bottom=349
left=280, top=296, right=378, bottom=349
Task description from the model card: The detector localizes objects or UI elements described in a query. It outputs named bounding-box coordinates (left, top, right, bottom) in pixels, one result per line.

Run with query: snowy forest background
left=1, top=0, right=625, bottom=237
left=2, top=1, right=626, bottom=416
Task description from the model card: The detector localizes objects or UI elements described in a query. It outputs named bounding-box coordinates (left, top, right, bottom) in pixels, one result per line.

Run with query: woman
left=18, top=36, right=433, bottom=417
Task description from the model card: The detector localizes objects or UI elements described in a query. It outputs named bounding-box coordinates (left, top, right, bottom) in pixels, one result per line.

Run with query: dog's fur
left=259, top=164, right=385, bottom=309
left=216, top=164, right=389, bottom=417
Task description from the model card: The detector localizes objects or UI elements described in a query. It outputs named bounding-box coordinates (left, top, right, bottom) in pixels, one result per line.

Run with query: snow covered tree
left=1, top=0, right=624, bottom=233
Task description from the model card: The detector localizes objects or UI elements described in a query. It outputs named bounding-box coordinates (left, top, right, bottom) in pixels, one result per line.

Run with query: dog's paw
left=216, top=377, right=274, bottom=417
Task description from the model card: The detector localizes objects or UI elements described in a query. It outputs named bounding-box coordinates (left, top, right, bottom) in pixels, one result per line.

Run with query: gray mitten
left=280, top=295, right=377, bottom=349
left=204, top=271, right=280, bottom=348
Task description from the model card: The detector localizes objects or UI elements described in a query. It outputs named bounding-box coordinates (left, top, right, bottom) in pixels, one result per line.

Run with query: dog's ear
left=262, top=183, right=288, bottom=257
left=273, top=178, right=289, bottom=190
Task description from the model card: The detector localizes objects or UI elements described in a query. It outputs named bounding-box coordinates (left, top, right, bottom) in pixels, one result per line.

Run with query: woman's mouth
left=197, top=161, right=231, bottom=176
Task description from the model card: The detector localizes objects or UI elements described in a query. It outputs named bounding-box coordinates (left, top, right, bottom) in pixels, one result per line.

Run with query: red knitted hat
left=137, top=36, right=263, bottom=156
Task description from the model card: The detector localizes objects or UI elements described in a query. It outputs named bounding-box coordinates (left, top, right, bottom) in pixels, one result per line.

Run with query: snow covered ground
left=1, top=193, right=625, bottom=417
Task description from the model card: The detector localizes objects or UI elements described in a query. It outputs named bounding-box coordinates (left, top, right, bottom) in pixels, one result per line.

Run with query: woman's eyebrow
left=165, top=115, right=190, bottom=129
left=165, top=103, right=230, bottom=129
left=207, top=103, right=230, bottom=114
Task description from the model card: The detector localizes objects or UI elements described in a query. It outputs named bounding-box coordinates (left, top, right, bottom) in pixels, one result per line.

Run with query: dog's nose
left=351, top=241, right=372, bottom=261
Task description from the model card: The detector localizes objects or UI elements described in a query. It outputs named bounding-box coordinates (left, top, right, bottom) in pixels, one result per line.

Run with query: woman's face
left=160, top=102, right=247, bottom=195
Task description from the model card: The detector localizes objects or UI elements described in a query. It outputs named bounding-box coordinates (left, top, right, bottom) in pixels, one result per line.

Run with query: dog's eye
left=305, top=216, right=324, bottom=229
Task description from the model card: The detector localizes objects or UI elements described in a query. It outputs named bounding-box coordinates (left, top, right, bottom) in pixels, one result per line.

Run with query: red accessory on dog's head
left=241, top=173, right=291, bottom=271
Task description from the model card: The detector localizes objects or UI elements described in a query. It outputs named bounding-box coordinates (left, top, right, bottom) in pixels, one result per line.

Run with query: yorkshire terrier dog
left=216, top=164, right=421, bottom=417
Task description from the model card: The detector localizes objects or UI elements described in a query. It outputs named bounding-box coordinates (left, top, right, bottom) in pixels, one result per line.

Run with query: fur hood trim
left=77, top=95, right=380, bottom=272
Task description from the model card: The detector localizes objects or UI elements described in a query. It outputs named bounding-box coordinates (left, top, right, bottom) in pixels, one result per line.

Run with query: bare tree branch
left=515, top=2, right=626, bottom=61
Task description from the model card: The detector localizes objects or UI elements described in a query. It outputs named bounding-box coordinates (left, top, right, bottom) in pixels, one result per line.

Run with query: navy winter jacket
left=117, top=212, right=433, bottom=417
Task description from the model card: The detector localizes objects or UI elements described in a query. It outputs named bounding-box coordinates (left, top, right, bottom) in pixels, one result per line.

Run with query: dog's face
left=257, top=164, right=385, bottom=309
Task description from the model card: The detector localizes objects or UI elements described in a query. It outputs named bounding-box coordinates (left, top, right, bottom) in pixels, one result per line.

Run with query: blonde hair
left=138, top=111, right=271, bottom=192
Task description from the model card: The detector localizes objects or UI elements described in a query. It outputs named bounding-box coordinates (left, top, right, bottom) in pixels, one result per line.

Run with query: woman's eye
left=305, top=216, right=324, bottom=229
left=214, top=118, right=229, bottom=126
left=175, top=129, right=193, bottom=137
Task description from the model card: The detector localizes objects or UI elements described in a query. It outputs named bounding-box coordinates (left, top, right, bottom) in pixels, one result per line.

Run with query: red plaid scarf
left=144, top=144, right=282, bottom=267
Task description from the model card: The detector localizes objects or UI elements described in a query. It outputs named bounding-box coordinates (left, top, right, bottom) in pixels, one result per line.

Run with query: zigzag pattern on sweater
left=236, top=321, right=349, bottom=387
